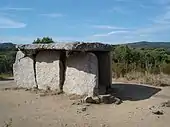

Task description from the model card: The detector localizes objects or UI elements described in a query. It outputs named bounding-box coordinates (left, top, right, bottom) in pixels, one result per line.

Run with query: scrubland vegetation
left=112, top=44, right=170, bottom=86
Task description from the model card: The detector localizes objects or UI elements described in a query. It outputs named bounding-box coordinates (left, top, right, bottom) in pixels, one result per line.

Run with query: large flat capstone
left=63, top=52, right=98, bottom=96
left=36, top=50, right=60, bottom=90
left=13, top=51, right=36, bottom=88
left=16, top=42, right=112, bottom=52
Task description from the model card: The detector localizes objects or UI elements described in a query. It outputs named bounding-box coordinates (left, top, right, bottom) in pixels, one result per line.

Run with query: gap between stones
left=59, top=51, right=66, bottom=93
left=31, top=50, right=72, bottom=93
left=20, top=50, right=103, bottom=96
left=32, top=53, right=38, bottom=89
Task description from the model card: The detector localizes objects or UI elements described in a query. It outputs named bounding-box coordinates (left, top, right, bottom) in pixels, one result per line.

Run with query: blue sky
left=0, top=0, right=170, bottom=44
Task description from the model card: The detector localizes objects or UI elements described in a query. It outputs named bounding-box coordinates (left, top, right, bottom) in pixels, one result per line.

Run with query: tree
left=112, top=44, right=170, bottom=77
left=33, top=37, right=54, bottom=44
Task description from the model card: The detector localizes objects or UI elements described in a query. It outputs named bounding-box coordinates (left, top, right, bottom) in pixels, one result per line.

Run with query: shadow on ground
left=0, top=77, right=14, bottom=81
left=111, top=83, right=161, bottom=101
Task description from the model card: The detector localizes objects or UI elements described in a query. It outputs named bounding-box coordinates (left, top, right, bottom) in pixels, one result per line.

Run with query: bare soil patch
left=0, top=80, right=170, bottom=127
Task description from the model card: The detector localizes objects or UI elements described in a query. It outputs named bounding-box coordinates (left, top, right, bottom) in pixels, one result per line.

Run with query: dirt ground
left=0, top=79, right=170, bottom=127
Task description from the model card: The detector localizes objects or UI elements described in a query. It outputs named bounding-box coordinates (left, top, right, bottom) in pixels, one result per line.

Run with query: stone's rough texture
left=13, top=42, right=113, bottom=97
left=98, top=94, right=122, bottom=104
left=16, top=42, right=112, bottom=52
left=161, top=101, right=170, bottom=107
left=63, top=52, right=98, bottom=96
left=152, top=110, right=164, bottom=115
left=84, top=95, right=122, bottom=104
left=84, top=96, right=101, bottom=104
left=36, top=51, right=60, bottom=90
left=84, top=96, right=96, bottom=103
left=13, top=51, right=36, bottom=88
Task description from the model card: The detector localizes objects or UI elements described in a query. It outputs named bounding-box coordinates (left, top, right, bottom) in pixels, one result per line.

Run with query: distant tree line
left=33, top=37, right=54, bottom=44
left=112, top=45, right=170, bottom=78
left=0, top=37, right=54, bottom=76
left=0, top=50, right=16, bottom=75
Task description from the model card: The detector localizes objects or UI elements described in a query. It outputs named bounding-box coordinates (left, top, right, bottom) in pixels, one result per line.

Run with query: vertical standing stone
left=63, top=52, right=98, bottom=96
left=13, top=51, right=36, bottom=88
left=93, top=51, right=112, bottom=94
left=36, top=50, right=60, bottom=90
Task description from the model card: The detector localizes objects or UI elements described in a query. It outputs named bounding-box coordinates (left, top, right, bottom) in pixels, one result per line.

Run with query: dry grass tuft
left=114, top=71, right=170, bottom=87
left=3, top=118, right=12, bottom=127
left=0, top=74, right=12, bottom=80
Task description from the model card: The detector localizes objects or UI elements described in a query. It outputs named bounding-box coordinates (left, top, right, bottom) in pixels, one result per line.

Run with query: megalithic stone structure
left=13, top=42, right=112, bottom=96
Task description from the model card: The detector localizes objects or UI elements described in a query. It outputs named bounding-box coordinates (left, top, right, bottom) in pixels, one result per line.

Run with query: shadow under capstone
left=110, top=83, right=161, bottom=101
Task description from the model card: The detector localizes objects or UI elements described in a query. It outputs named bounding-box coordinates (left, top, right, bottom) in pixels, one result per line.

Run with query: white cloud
left=114, top=0, right=133, bottom=2
left=154, top=10, right=170, bottom=24
left=0, top=36, right=85, bottom=44
left=91, top=22, right=170, bottom=43
left=0, top=16, right=26, bottom=28
left=0, top=7, right=33, bottom=11
left=0, top=36, right=34, bottom=43
left=134, top=25, right=170, bottom=34
left=119, top=24, right=170, bottom=38
left=95, top=7, right=170, bottom=38
left=0, top=12, right=13, bottom=17
left=109, top=6, right=130, bottom=14
left=40, top=13, right=64, bottom=18
left=92, top=25, right=127, bottom=30
left=139, top=4, right=155, bottom=9
left=154, top=0, right=170, bottom=5
left=112, top=7, right=126, bottom=14
left=93, top=30, right=129, bottom=37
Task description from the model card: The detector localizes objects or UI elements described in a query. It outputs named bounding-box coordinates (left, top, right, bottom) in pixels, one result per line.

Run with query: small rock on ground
left=152, top=110, right=164, bottom=115
left=161, top=101, right=170, bottom=107
left=84, top=95, right=122, bottom=104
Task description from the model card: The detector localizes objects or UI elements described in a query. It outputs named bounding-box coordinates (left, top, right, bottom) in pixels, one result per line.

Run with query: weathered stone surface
left=16, top=42, right=112, bottom=52
left=85, top=96, right=101, bottom=104
left=98, top=94, right=122, bottom=104
left=36, top=50, right=60, bottom=90
left=161, top=101, right=170, bottom=107
left=13, top=42, right=113, bottom=96
left=63, top=52, right=98, bottom=96
left=84, top=96, right=98, bottom=104
left=152, top=110, right=164, bottom=115
left=13, top=51, right=36, bottom=88
left=84, top=95, right=122, bottom=104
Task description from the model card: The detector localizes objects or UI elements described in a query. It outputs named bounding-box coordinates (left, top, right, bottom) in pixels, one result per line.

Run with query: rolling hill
left=0, top=43, right=16, bottom=51
left=124, top=41, right=170, bottom=49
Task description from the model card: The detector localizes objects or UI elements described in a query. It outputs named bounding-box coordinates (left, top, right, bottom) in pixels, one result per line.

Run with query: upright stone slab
left=93, top=51, right=112, bottom=94
left=13, top=51, right=36, bottom=88
left=63, top=52, right=98, bottom=96
left=36, top=50, right=60, bottom=90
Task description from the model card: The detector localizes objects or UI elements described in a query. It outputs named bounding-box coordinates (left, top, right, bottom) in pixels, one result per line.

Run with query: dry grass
left=114, top=72, right=170, bottom=87
left=0, top=74, right=12, bottom=80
